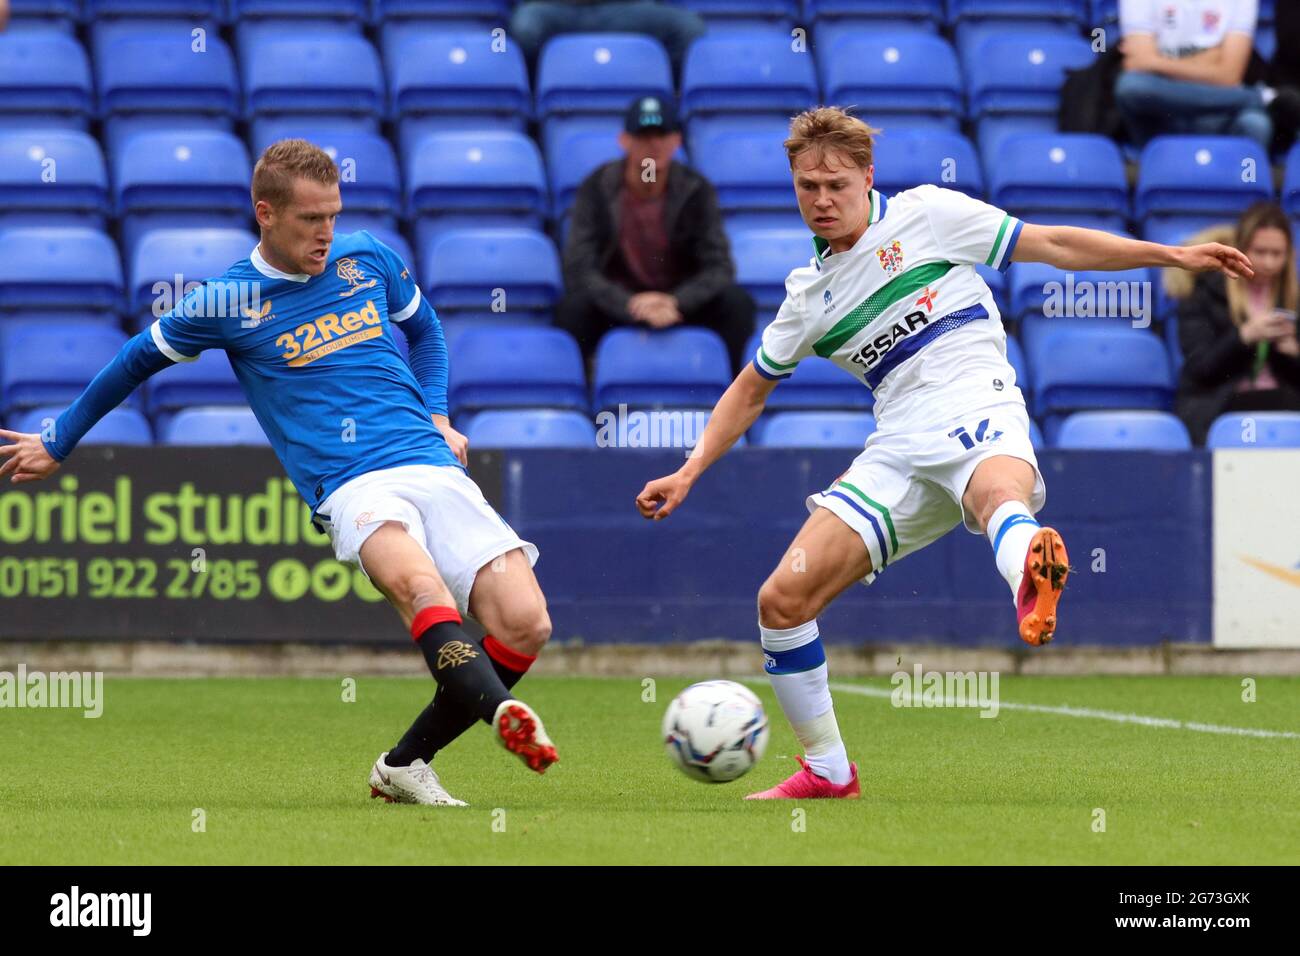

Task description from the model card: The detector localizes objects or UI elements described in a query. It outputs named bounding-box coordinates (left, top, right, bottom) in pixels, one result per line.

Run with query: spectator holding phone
left=1173, top=203, right=1300, bottom=444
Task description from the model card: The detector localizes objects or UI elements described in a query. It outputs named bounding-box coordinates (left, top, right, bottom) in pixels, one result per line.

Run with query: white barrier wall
left=1214, top=450, right=1300, bottom=648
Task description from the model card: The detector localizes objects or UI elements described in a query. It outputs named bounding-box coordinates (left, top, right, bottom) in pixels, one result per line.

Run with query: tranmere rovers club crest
left=877, top=240, right=903, bottom=276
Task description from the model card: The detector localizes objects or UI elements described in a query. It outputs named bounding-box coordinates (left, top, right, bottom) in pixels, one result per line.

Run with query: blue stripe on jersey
left=999, top=219, right=1025, bottom=273
left=864, top=304, right=989, bottom=390
left=751, top=356, right=791, bottom=381
left=825, top=490, right=889, bottom=569
left=763, top=636, right=826, bottom=674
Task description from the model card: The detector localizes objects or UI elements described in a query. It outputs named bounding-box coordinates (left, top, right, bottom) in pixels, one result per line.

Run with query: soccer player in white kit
left=636, top=107, right=1253, bottom=799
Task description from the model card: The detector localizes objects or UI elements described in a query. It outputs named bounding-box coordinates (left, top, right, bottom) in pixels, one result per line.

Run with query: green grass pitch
left=2, top=675, right=1298, bottom=865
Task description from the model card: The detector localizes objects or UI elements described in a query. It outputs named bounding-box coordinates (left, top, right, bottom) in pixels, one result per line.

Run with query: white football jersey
left=753, top=185, right=1026, bottom=432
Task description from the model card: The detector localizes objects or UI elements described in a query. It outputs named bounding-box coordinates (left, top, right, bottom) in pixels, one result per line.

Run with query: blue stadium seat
left=804, top=0, right=944, bottom=25
left=818, top=29, right=962, bottom=129
left=536, top=34, right=673, bottom=118
left=421, top=228, right=561, bottom=316
left=1091, top=0, right=1118, bottom=26
left=757, top=411, right=877, bottom=448
left=688, top=117, right=799, bottom=223
left=12, top=405, right=153, bottom=446
left=543, top=116, right=625, bottom=219
left=448, top=326, right=587, bottom=415
left=676, top=0, right=799, bottom=23
left=1028, top=326, right=1173, bottom=438
left=730, top=229, right=812, bottom=311
left=0, top=28, right=94, bottom=130
left=8, top=0, right=81, bottom=22
left=241, top=28, right=383, bottom=124
left=104, top=114, right=236, bottom=161
left=1281, top=143, right=1300, bottom=219
left=145, top=351, right=245, bottom=430
left=351, top=226, right=415, bottom=276
left=594, top=327, right=731, bottom=410
left=1141, top=215, right=1232, bottom=248
left=94, top=21, right=238, bottom=117
left=1206, top=412, right=1300, bottom=449
left=0, top=322, right=131, bottom=413
left=742, top=331, right=873, bottom=412
left=162, top=406, right=270, bottom=446
left=86, top=1, right=223, bottom=15
left=113, top=130, right=252, bottom=254
left=129, top=227, right=257, bottom=317
left=465, top=409, right=598, bottom=449
left=0, top=227, right=123, bottom=315
left=0, top=130, right=109, bottom=230
left=404, top=130, right=547, bottom=229
left=1054, top=410, right=1192, bottom=450
left=1135, top=136, right=1273, bottom=220
left=870, top=128, right=983, bottom=198
left=1010, top=263, right=1155, bottom=352
left=250, top=125, right=399, bottom=224
left=680, top=31, right=818, bottom=118
left=231, top=0, right=366, bottom=19
left=385, top=27, right=529, bottom=125
left=987, top=133, right=1128, bottom=226
left=965, top=30, right=1094, bottom=123
left=951, top=0, right=1087, bottom=23
left=372, top=0, right=510, bottom=23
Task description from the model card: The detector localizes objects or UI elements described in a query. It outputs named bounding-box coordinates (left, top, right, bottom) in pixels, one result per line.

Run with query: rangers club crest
left=877, top=240, right=903, bottom=276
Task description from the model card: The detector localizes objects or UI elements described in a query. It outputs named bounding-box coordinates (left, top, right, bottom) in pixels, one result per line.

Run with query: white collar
left=251, top=244, right=311, bottom=283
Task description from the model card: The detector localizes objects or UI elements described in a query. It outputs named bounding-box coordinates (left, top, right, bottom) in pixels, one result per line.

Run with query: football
left=662, top=680, right=770, bottom=783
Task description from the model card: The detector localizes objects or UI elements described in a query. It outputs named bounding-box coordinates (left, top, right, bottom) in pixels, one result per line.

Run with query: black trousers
left=555, top=284, right=757, bottom=374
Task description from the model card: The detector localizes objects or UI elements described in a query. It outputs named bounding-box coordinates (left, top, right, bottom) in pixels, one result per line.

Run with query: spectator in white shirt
left=1115, top=0, right=1273, bottom=147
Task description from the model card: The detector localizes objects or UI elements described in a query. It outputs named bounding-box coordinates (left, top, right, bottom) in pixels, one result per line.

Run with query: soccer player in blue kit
left=0, top=140, right=558, bottom=806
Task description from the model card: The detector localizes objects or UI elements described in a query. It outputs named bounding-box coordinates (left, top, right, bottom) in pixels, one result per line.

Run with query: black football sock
left=388, top=636, right=535, bottom=767
left=409, top=606, right=510, bottom=721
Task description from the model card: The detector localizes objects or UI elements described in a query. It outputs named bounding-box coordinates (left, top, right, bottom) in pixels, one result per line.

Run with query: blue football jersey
left=148, top=231, right=459, bottom=511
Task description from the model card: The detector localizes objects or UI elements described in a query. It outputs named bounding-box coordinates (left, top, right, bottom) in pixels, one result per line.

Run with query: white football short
left=317, top=464, right=538, bottom=615
left=806, top=402, right=1045, bottom=585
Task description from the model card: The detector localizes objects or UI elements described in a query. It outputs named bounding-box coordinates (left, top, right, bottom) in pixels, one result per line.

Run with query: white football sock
left=760, top=620, right=852, bottom=785
left=987, top=500, right=1040, bottom=600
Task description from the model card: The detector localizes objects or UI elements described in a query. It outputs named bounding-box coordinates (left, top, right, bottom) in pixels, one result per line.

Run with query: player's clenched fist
left=0, top=429, right=60, bottom=484
left=636, top=472, right=693, bottom=520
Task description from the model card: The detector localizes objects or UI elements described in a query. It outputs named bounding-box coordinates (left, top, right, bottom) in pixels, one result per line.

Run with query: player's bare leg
left=962, top=455, right=1069, bottom=646
left=360, top=524, right=554, bottom=795
left=746, top=507, right=872, bottom=800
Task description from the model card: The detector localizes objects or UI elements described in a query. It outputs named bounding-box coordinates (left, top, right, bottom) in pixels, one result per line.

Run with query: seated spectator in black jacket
left=1172, top=204, right=1300, bottom=444
left=557, top=96, right=755, bottom=371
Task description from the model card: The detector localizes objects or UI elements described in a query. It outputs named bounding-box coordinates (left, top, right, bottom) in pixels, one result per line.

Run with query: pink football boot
left=745, top=756, right=860, bottom=800
left=1017, top=526, right=1070, bottom=646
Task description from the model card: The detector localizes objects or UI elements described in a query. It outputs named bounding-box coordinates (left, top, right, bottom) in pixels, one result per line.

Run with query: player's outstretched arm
left=0, top=331, right=175, bottom=483
left=1012, top=223, right=1254, bottom=278
left=635, top=364, right=777, bottom=521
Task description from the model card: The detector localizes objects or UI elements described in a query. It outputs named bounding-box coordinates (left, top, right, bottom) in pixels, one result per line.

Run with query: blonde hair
left=251, top=139, right=339, bottom=209
left=785, top=107, right=881, bottom=171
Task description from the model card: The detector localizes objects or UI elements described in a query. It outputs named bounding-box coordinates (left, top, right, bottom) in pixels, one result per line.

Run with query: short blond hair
left=785, top=107, right=881, bottom=171
left=251, top=139, right=339, bottom=209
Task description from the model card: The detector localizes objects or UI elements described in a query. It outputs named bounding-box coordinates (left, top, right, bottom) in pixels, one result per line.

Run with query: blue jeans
left=510, top=1, right=707, bottom=72
left=1114, top=70, right=1272, bottom=147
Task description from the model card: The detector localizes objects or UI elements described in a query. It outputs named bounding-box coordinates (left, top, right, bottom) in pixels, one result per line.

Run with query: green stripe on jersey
left=811, top=261, right=955, bottom=358
left=759, top=346, right=798, bottom=371
left=837, top=480, right=899, bottom=555
left=984, top=215, right=1012, bottom=267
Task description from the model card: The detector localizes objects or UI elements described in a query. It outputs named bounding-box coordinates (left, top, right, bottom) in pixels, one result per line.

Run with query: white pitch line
left=825, top=682, right=1300, bottom=740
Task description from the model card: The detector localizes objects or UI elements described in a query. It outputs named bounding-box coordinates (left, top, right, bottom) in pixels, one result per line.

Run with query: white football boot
left=368, top=753, right=467, bottom=806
